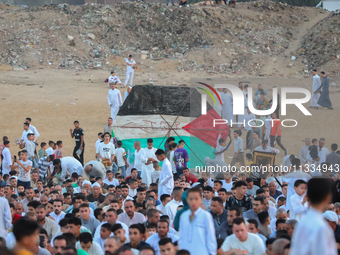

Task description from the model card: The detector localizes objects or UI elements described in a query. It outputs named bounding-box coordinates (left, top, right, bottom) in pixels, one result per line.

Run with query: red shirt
left=186, top=173, right=197, bottom=186
left=270, top=118, right=282, bottom=136
left=12, top=214, right=21, bottom=224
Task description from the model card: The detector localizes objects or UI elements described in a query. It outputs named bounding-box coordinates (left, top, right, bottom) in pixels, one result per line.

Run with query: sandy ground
left=1, top=67, right=340, bottom=168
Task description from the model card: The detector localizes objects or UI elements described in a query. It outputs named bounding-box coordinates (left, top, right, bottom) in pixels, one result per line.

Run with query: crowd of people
left=0, top=70, right=339, bottom=255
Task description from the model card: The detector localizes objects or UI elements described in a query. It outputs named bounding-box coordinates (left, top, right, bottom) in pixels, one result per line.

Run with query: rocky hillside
left=300, top=12, right=340, bottom=76
left=0, top=1, right=331, bottom=76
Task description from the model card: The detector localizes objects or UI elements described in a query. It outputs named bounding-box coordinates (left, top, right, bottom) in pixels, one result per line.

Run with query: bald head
left=134, top=141, right=141, bottom=149
left=272, top=238, right=290, bottom=255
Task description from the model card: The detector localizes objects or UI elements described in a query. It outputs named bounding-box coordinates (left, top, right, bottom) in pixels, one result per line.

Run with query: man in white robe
left=134, top=141, right=143, bottom=177
left=153, top=149, right=174, bottom=198
left=124, top=55, right=137, bottom=87
left=107, top=83, right=123, bottom=122
left=311, top=69, right=321, bottom=108
left=53, top=157, right=84, bottom=180
left=299, top=138, right=311, bottom=165
left=290, top=178, right=337, bottom=255
left=108, top=71, right=122, bottom=87
left=140, top=139, right=158, bottom=187
left=221, top=88, right=233, bottom=126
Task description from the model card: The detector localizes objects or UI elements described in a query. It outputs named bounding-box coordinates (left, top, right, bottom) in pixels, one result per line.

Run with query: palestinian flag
left=113, top=85, right=230, bottom=169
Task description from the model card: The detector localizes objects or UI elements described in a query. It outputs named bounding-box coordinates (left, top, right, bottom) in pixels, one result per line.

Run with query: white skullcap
left=192, top=182, right=201, bottom=188
left=323, top=211, right=338, bottom=224
left=91, top=182, right=101, bottom=189
left=82, top=180, right=91, bottom=187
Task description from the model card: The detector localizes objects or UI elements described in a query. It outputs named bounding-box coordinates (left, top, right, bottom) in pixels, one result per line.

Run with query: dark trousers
left=246, top=130, right=252, bottom=149
left=73, top=143, right=84, bottom=166
left=18, top=180, right=30, bottom=189
left=270, top=135, right=286, bottom=151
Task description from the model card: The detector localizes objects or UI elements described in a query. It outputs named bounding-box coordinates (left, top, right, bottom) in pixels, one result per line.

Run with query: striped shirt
left=37, top=157, right=51, bottom=179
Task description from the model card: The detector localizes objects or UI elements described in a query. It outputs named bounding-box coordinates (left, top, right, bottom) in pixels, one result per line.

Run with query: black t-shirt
left=87, top=193, right=105, bottom=203
left=73, top=128, right=84, bottom=144
left=225, top=195, right=253, bottom=213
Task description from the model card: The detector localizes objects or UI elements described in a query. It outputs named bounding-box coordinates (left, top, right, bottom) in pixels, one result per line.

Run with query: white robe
left=134, top=148, right=143, bottom=172
left=60, top=157, right=84, bottom=180
left=0, top=197, right=11, bottom=238
left=221, top=92, right=233, bottom=125
left=107, top=88, right=123, bottom=122
left=140, top=147, right=158, bottom=186
left=108, top=75, right=122, bottom=87
left=158, top=158, right=174, bottom=197
left=290, top=208, right=337, bottom=255
left=311, top=74, right=321, bottom=107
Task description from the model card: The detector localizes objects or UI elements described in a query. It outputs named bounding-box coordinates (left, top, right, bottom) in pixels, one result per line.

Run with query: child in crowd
left=151, top=161, right=161, bottom=183
left=112, top=223, right=129, bottom=244
left=308, top=138, right=320, bottom=166
left=95, top=132, right=103, bottom=150
left=116, top=141, right=129, bottom=178
left=38, top=142, right=47, bottom=159
left=45, top=141, right=56, bottom=157
left=76, top=232, right=103, bottom=255
left=94, top=223, right=112, bottom=251
left=55, top=141, right=63, bottom=159
left=245, top=153, right=254, bottom=168
left=169, top=143, right=177, bottom=175
left=203, top=186, right=214, bottom=210
left=289, top=180, right=308, bottom=221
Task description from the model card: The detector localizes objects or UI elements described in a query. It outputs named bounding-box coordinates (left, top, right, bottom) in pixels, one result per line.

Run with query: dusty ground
left=1, top=68, right=339, bottom=167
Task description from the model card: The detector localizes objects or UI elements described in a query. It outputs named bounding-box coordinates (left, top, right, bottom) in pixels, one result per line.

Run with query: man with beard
left=118, top=200, right=146, bottom=227
left=94, top=209, right=129, bottom=240
left=104, top=236, right=121, bottom=255
left=36, top=205, right=58, bottom=241
left=21, top=187, right=39, bottom=212
left=50, top=199, right=66, bottom=224
left=146, top=220, right=178, bottom=255
left=53, top=235, right=68, bottom=255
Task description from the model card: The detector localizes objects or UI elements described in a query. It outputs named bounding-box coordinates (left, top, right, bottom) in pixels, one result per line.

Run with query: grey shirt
left=81, top=217, right=101, bottom=235
left=42, top=216, right=59, bottom=241
left=84, top=160, right=106, bottom=179
left=326, top=152, right=340, bottom=171
left=247, top=185, right=260, bottom=196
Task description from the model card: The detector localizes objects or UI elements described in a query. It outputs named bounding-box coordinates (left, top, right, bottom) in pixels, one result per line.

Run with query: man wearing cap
left=124, top=55, right=137, bottom=87
left=153, top=149, right=174, bottom=197
left=323, top=210, right=340, bottom=238
left=108, top=71, right=122, bottom=87
left=140, top=139, right=158, bottom=187
left=87, top=182, right=106, bottom=203
left=108, top=83, right=123, bottom=122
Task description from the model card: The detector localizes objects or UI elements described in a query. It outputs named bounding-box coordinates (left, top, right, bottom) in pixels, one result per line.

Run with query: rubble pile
left=300, top=13, right=340, bottom=72
left=0, top=1, right=317, bottom=74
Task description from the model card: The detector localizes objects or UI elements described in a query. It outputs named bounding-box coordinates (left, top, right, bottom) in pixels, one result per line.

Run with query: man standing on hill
left=108, top=83, right=123, bottom=122
left=124, top=55, right=137, bottom=87
left=317, top=71, right=333, bottom=110
left=311, top=69, right=321, bottom=109
left=70, top=120, right=85, bottom=166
